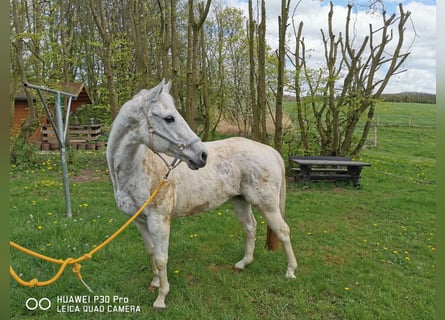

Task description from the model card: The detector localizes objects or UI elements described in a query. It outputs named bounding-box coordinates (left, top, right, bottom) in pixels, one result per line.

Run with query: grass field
left=9, top=102, right=436, bottom=319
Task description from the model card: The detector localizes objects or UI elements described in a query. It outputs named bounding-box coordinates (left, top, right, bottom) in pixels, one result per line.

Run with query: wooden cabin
left=11, top=82, right=94, bottom=148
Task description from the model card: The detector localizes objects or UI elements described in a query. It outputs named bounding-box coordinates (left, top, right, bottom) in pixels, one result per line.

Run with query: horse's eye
left=164, top=116, right=175, bottom=123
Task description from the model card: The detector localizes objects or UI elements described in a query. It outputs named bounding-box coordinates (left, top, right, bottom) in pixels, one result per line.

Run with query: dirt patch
left=70, top=168, right=110, bottom=183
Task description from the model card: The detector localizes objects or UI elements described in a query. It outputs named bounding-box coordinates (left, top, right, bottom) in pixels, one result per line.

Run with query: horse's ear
left=151, top=79, right=165, bottom=102
left=162, top=80, right=172, bottom=93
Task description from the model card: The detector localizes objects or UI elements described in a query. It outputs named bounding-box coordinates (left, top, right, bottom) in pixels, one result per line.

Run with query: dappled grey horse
left=106, top=79, right=297, bottom=308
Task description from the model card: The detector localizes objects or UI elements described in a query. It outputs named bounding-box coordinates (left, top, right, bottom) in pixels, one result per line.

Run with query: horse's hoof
left=152, top=300, right=166, bottom=309
left=285, top=271, right=296, bottom=279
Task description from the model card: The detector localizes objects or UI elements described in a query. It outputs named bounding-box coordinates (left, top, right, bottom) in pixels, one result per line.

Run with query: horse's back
left=171, top=137, right=285, bottom=215
left=205, top=137, right=285, bottom=211
left=205, top=137, right=285, bottom=172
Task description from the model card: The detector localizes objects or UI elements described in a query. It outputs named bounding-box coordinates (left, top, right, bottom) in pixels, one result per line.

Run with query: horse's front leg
left=133, top=219, right=160, bottom=289
left=146, top=215, right=171, bottom=309
left=231, top=197, right=257, bottom=270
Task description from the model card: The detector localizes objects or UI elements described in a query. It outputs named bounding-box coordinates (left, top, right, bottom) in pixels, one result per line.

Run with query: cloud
left=226, top=0, right=436, bottom=94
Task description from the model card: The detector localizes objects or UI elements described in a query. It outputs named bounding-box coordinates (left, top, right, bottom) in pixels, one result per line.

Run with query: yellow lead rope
left=10, top=178, right=168, bottom=291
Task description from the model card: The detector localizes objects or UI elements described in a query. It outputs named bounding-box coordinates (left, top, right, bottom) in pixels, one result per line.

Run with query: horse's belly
left=173, top=191, right=232, bottom=217
left=173, top=177, right=238, bottom=217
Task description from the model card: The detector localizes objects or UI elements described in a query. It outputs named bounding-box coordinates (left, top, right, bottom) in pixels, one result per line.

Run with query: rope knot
left=72, top=263, right=82, bottom=278
left=29, top=278, right=39, bottom=288
left=83, top=253, right=92, bottom=260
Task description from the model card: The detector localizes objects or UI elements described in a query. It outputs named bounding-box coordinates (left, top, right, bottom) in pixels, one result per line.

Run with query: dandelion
left=48, top=212, right=53, bottom=216
left=344, top=287, right=350, bottom=292
left=217, top=212, right=222, bottom=216
left=174, top=270, right=180, bottom=274
left=37, top=225, right=43, bottom=230
left=392, top=250, right=398, bottom=254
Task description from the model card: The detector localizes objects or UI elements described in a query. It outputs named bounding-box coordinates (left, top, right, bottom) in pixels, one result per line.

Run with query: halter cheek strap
left=148, top=126, right=202, bottom=178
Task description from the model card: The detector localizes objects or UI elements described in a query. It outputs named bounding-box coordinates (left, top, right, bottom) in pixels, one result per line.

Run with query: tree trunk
left=170, top=0, right=179, bottom=102
left=185, top=0, right=212, bottom=131
left=60, top=0, right=76, bottom=83
left=274, top=0, right=290, bottom=153
left=130, top=0, right=151, bottom=90
left=12, top=0, right=38, bottom=140
left=248, top=0, right=259, bottom=141
left=257, top=0, right=267, bottom=144
left=199, top=4, right=210, bottom=141
left=89, top=0, right=119, bottom=119
left=292, top=21, right=310, bottom=152
left=158, top=0, right=171, bottom=80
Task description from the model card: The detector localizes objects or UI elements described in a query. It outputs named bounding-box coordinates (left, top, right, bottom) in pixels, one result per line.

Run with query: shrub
left=9, top=136, right=39, bottom=169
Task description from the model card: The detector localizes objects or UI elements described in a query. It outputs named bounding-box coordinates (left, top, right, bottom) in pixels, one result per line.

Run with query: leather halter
left=147, top=122, right=202, bottom=178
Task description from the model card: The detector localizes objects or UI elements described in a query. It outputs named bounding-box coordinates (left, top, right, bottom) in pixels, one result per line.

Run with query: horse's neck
left=107, top=117, right=160, bottom=193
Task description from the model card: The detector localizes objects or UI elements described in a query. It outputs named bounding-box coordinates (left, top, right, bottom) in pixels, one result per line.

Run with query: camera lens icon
left=25, top=298, right=51, bottom=311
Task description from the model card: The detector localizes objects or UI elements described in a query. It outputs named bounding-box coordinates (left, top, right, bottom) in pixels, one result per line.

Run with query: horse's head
left=138, top=79, right=207, bottom=170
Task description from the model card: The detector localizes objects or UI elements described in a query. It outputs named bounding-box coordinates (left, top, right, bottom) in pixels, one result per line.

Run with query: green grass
left=10, top=103, right=436, bottom=319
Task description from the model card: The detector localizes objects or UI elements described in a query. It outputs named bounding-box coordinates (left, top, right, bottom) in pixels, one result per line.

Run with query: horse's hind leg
left=133, top=219, right=160, bottom=289
left=231, top=196, right=257, bottom=270
left=260, top=208, right=297, bottom=279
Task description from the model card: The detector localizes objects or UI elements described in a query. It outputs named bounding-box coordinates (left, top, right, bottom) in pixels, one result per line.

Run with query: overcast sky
left=227, top=0, right=436, bottom=94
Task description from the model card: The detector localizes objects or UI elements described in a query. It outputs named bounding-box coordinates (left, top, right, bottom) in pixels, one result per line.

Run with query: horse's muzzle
left=186, top=150, right=207, bottom=170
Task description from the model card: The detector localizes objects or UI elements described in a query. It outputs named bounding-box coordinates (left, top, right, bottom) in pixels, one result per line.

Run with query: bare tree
left=291, top=1, right=411, bottom=156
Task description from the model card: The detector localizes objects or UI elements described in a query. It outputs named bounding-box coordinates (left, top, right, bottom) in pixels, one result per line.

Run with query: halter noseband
left=148, top=125, right=202, bottom=178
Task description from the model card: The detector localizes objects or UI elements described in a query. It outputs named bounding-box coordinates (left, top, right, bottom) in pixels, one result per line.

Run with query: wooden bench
left=289, top=155, right=371, bottom=189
